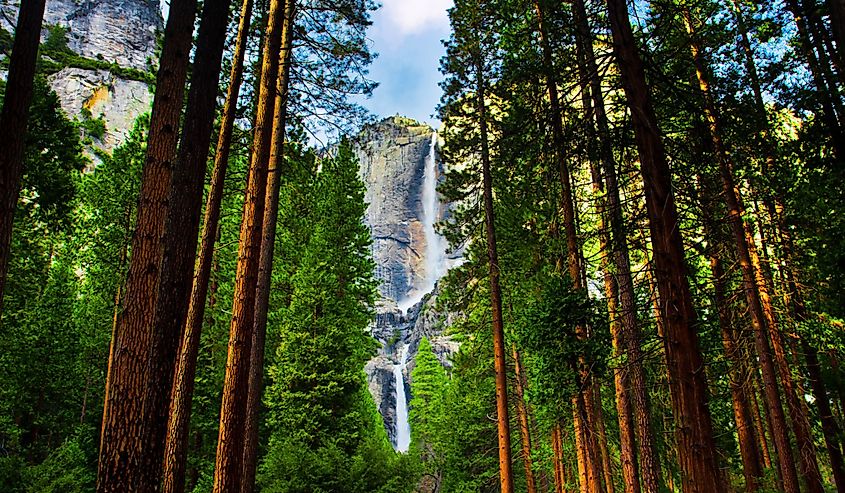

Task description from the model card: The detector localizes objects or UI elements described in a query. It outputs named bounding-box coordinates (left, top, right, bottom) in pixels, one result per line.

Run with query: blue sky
left=362, top=0, right=453, bottom=129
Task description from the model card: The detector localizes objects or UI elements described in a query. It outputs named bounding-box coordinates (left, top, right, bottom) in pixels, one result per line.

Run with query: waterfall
left=421, top=131, right=447, bottom=292
left=392, top=131, right=446, bottom=452
left=398, top=131, right=448, bottom=312
left=393, top=344, right=411, bottom=452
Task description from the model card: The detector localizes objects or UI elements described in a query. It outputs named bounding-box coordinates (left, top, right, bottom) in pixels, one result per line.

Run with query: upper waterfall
left=398, top=131, right=448, bottom=312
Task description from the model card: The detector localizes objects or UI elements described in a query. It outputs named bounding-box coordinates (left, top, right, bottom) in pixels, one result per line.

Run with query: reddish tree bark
left=138, top=0, right=234, bottom=487
left=604, top=0, right=725, bottom=490
left=212, top=0, right=287, bottom=490
left=160, top=0, right=254, bottom=491
left=513, top=347, right=538, bottom=493
left=475, top=49, right=515, bottom=493
left=96, top=0, right=198, bottom=488
left=240, top=2, right=296, bottom=491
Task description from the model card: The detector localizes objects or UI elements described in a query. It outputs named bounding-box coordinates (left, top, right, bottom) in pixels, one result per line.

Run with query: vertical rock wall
left=1, top=0, right=161, bottom=151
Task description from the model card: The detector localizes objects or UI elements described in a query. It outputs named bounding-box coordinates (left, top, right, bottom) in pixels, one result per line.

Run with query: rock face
left=355, top=116, right=436, bottom=306
left=355, top=116, right=461, bottom=447
left=1, top=0, right=161, bottom=151
left=47, top=68, right=153, bottom=149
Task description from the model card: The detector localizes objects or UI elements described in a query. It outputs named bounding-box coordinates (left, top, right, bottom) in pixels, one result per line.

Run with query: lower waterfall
left=393, top=344, right=411, bottom=452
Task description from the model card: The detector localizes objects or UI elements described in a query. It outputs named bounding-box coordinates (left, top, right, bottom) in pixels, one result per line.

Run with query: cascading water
left=397, top=131, right=448, bottom=313
left=393, top=344, right=411, bottom=452
left=421, top=131, right=448, bottom=293
left=392, top=131, right=447, bottom=452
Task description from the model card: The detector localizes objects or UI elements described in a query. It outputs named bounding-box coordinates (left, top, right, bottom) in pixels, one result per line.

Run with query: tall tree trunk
left=533, top=3, right=602, bottom=489
left=0, top=0, right=47, bottom=313
left=161, top=0, right=254, bottom=490
left=139, top=0, right=233, bottom=487
left=475, top=51, right=515, bottom=493
left=591, top=383, right=615, bottom=493
left=212, top=0, right=286, bottom=489
left=733, top=6, right=844, bottom=486
left=682, top=8, right=805, bottom=493
left=700, top=190, right=763, bottom=490
left=573, top=0, right=662, bottom=489
left=96, top=0, right=198, bottom=488
left=749, top=375, right=773, bottom=471
left=552, top=425, right=566, bottom=493
left=573, top=401, right=591, bottom=493
left=804, top=0, right=845, bottom=85
left=682, top=9, right=809, bottom=493
left=100, top=220, right=130, bottom=453
left=513, top=347, right=538, bottom=493
left=780, top=225, right=845, bottom=492
left=604, top=1, right=725, bottom=490
left=580, top=65, right=637, bottom=493
left=239, top=3, right=296, bottom=491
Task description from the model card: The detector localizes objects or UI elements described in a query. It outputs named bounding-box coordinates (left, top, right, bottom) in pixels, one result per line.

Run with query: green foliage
left=79, top=108, right=107, bottom=142
left=0, top=76, right=91, bottom=492
left=513, top=270, right=610, bottom=408
left=260, top=141, right=402, bottom=492
left=409, top=338, right=448, bottom=476
left=22, top=431, right=96, bottom=493
left=0, top=28, right=12, bottom=55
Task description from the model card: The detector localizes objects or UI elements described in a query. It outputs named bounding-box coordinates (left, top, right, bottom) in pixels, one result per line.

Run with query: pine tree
left=96, top=0, right=199, bottom=487
left=603, top=0, right=726, bottom=490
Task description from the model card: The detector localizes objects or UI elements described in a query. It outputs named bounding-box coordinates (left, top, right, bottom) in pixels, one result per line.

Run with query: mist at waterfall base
left=392, top=132, right=448, bottom=452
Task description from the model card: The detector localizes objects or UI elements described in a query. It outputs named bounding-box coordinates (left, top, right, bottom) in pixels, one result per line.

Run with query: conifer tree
left=603, top=0, right=725, bottom=490
left=96, top=0, right=200, bottom=487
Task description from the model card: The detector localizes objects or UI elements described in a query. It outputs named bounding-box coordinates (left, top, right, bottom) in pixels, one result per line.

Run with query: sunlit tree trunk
left=161, top=0, right=254, bottom=490
left=473, top=43, right=515, bottom=491
left=240, top=2, right=296, bottom=491
left=604, top=0, right=725, bottom=490
left=533, top=3, right=603, bottom=489
left=513, top=347, right=538, bottom=493
left=682, top=8, right=805, bottom=493
left=699, top=182, right=763, bottom=490
left=212, top=0, right=287, bottom=490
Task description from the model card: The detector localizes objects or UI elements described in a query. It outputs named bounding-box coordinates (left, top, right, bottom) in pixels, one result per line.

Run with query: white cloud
left=379, top=0, right=452, bottom=35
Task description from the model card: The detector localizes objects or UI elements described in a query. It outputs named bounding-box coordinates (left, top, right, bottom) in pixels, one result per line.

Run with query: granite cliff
left=1, top=0, right=161, bottom=151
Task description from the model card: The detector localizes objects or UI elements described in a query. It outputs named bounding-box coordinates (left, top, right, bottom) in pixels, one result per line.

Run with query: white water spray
left=393, top=344, right=411, bottom=452
left=421, top=131, right=448, bottom=292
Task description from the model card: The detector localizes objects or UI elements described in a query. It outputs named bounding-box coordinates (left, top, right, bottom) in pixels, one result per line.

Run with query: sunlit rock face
left=354, top=116, right=461, bottom=447
left=1, top=0, right=161, bottom=151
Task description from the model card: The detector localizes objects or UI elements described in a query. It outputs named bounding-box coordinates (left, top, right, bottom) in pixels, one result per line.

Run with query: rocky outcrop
left=1, top=0, right=161, bottom=151
left=2, top=0, right=160, bottom=70
left=47, top=67, right=152, bottom=149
